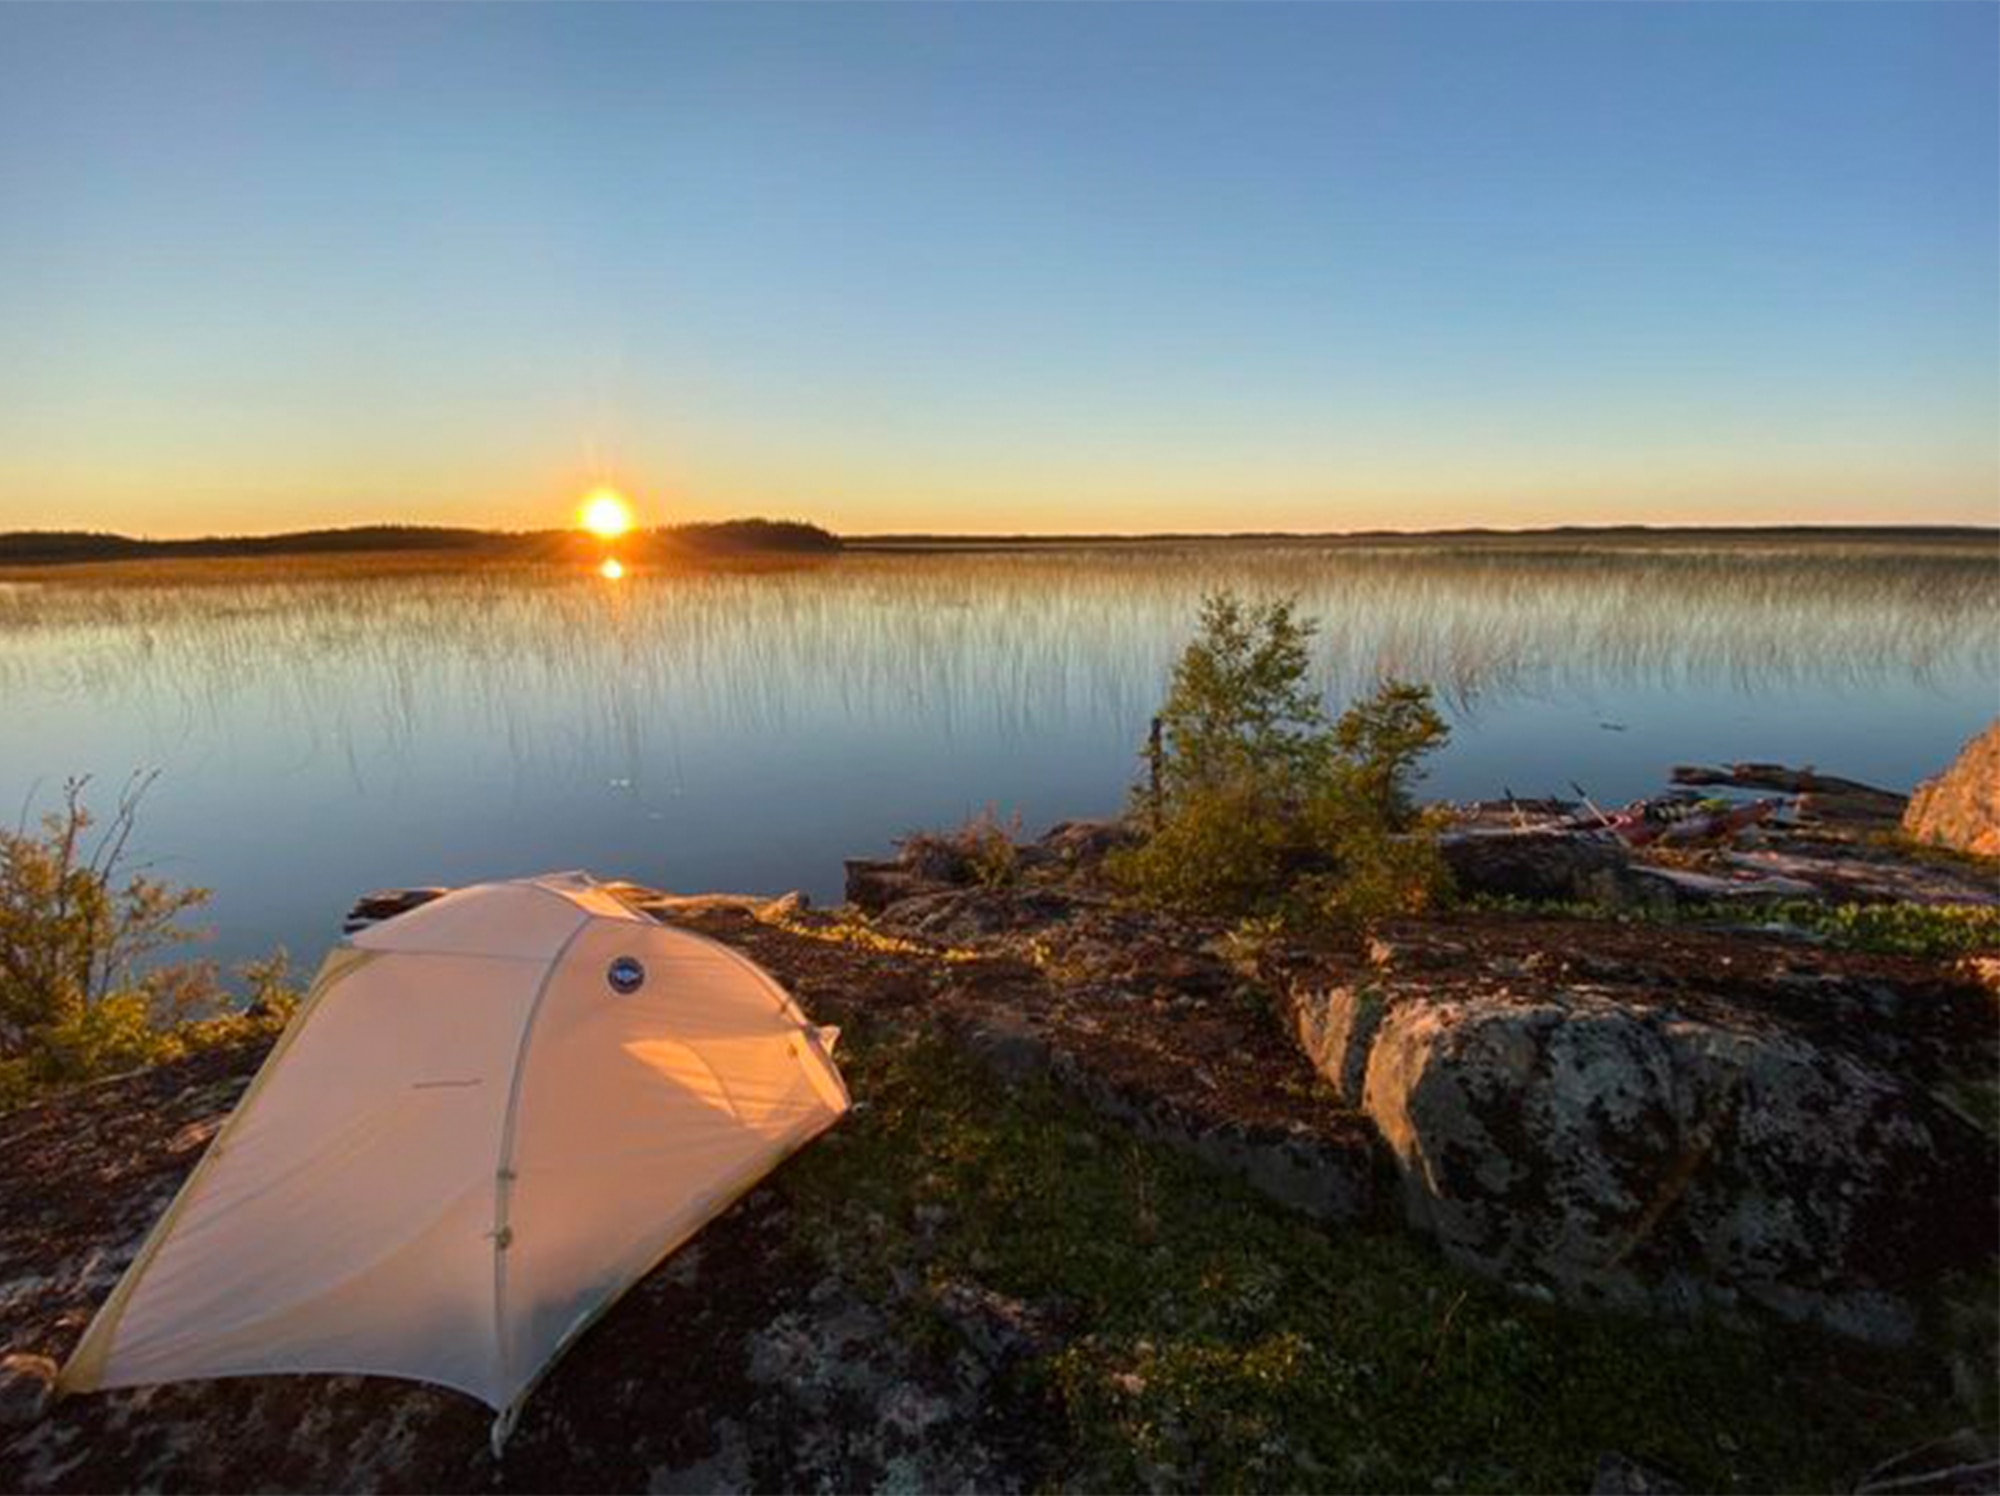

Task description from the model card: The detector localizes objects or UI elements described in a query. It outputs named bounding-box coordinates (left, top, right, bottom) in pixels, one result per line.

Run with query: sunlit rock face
left=1904, top=719, right=2000, bottom=858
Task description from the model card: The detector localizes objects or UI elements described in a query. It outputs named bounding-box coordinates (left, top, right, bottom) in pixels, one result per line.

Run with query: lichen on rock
left=1289, top=938, right=1998, bottom=1344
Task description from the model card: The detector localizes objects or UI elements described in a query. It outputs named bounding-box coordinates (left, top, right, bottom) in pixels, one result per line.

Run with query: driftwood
left=1670, top=761, right=1903, bottom=801
left=1670, top=762, right=1906, bottom=826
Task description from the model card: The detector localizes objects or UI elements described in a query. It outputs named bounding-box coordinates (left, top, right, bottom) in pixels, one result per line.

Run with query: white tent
left=58, top=872, right=849, bottom=1444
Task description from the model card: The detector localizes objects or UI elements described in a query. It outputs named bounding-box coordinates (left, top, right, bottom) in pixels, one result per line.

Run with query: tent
left=58, top=872, right=849, bottom=1445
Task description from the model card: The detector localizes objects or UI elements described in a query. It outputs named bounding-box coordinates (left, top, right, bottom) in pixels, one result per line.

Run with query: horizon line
left=7, top=520, right=1998, bottom=547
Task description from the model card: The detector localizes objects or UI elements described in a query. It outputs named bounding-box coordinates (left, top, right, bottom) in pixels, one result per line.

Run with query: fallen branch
left=1670, top=762, right=1903, bottom=803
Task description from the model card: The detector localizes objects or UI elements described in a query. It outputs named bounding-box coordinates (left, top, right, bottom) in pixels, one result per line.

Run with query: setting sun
left=578, top=489, right=635, bottom=540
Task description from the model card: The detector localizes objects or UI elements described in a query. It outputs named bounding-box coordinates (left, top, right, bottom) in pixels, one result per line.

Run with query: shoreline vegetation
left=0, top=520, right=1993, bottom=572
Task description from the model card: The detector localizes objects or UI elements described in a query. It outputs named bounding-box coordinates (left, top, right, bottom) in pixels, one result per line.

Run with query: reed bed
left=2, top=541, right=1993, bottom=760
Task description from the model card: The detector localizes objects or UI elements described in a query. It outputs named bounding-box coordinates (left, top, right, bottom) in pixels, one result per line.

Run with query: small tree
left=1151, top=592, right=1328, bottom=806
left=1110, top=590, right=1453, bottom=932
left=1329, top=680, right=1450, bottom=829
left=0, top=774, right=213, bottom=1056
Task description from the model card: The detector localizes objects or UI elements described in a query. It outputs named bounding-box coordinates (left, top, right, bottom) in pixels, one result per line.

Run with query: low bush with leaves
left=900, top=805, right=1023, bottom=889
left=0, top=775, right=296, bottom=1108
left=1108, top=591, right=1452, bottom=933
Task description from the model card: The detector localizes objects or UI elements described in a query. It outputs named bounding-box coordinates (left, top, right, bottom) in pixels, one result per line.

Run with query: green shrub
left=1110, top=772, right=1297, bottom=913
left=0, top=773, right=213, bottom=1047
left=1293, top=803, right=1455, bottom=932
left=1109, top=590, right=1452, bottom=932
left=900, top=805, right=1023, bottom=889
left=1778, top=899, right=2000, bottom=957
left=0, top=776, right=298, bottom=1109
left=0, top=949, right=299, bottom=1112
left=957, top=806, right=1023, bottom=889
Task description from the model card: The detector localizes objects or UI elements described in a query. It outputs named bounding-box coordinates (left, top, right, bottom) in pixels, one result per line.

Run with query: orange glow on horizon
left=598, top=556, right=625, bottom=580
left=578, top=488, right=636, bottom=539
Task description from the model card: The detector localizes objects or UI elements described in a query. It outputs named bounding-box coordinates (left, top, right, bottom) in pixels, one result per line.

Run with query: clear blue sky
left=2, top=3, right=1994, bottom=535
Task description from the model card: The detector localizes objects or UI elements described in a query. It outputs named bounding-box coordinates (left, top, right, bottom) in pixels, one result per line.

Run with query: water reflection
left=1, top=540, right=1993, bottom=969
left=5, top=543, right=1992, bottom=743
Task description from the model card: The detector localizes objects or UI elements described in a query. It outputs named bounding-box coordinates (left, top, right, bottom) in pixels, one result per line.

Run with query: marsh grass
left=2, top=538, right=1993, bottom=754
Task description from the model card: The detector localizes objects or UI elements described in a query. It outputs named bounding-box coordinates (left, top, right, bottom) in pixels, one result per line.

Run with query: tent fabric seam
left=487, top=909, right=598, bottom=1403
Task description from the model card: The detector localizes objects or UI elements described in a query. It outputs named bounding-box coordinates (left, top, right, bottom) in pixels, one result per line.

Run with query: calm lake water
left=3, top=538, right=1995, bottom=975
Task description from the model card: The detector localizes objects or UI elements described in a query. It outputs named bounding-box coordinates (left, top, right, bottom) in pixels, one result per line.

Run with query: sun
left=578, top=488, right=635, bottom=540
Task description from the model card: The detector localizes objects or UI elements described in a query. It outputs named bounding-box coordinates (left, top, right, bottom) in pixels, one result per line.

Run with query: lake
left=3, top=535, right=1995, bottom=976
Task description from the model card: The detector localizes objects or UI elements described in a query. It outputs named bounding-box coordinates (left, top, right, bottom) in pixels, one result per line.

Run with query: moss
left=775, top=1025, right=1965, bottom=1493
left=1466, top=893, right=2000, bottom=959
left=758, top=910, right=982, bottom=963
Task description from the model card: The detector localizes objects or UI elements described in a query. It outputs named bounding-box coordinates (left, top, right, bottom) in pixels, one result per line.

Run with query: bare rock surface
left=755, top=887, right=1384, bottom=1225
left=1716, top=848, right=1999, bottom=907
left=1286, top=922, right=1999, bottom=1343
left=1905, top=720, right=2000, bottom=858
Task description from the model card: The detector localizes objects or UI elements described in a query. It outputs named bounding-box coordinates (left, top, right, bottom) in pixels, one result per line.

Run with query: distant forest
left=847, top=524, right=1998, bottom=551
left=0, top=519, right=844, bottom=566
left=2, top=521, right=1992, bottom=568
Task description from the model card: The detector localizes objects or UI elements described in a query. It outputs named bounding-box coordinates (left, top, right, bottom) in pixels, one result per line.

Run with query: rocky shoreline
left=835, top=783, right=1999, bottom=1349
left=1, top=747, right=1995, bottom=1493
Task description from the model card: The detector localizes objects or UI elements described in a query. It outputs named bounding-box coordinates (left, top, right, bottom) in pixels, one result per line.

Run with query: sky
left=1, top=4, right=1994, bottom=537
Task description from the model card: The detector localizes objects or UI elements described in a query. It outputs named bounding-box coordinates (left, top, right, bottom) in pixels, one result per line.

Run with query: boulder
left=843, top=858, right=943, bottom=913
left=0, top=1352, right=56, bottom=1427
left=1591, top=1452, right=1685, bottom=1495
left=942, top=1006, right=1052, bottom=1087
left=1904, top=720, right=2000, bottom=858
left=1438, top=826, right=1632, bottom=903
left=898, top=836, right=977, bottom=885
left=875, top=887, right=1075, bottom=946
left=1290, top=979, right=1996, bottom=1343
left=1035, top=818, right=1138, bottom=868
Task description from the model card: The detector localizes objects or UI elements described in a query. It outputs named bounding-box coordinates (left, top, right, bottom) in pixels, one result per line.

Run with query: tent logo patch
left=607, top=956, right=646, bottom=994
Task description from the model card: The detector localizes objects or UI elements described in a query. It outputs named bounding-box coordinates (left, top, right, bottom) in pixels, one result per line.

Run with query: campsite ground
left=2, top=872, right=1993, bottom=1493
